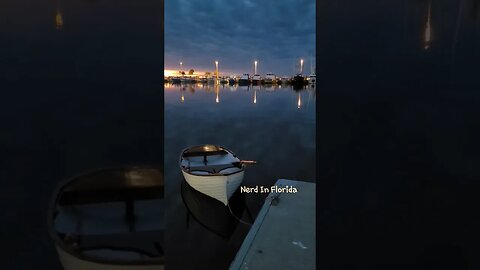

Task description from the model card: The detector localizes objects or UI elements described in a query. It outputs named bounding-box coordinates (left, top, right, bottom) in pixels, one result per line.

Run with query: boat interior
left=50, top=167, right=165, bottom=263
left=180, top=146, right=243, bottom=175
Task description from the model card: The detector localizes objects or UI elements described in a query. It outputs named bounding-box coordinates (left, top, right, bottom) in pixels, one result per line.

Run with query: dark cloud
left=165, top=0, right=316, bottom=76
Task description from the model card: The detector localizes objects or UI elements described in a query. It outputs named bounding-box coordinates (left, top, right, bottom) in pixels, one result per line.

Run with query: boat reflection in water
left=165, top=82, right=315, bottom=110
left=293, top=83, right=307, bottom=92
left=180, top=179, right=252, bottom=239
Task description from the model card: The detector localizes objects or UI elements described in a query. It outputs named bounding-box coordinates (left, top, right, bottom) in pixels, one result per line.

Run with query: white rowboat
left=48, top=167, right=165, bottom=270
left=180, top=145, right=247, bottom=206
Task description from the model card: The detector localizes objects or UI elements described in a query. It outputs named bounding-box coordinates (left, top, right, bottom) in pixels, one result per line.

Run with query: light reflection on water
left=164, top=83, right=315, bottom=269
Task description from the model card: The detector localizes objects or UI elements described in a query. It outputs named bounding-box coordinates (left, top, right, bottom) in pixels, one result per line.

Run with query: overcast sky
left=165, top=0, right=315, bottom=76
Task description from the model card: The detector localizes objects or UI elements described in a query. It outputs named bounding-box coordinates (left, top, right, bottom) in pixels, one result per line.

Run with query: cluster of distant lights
left=165, top=58, right=307, bottom=78
left=167, top=57, right=310, bottom=109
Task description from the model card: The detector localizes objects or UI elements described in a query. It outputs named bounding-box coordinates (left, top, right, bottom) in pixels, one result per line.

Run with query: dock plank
left=230, top=179, right=315, bottom=270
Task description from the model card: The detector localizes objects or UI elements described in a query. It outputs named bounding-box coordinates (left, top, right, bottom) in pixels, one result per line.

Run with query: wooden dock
left=230, top=179, right=315, bottom=270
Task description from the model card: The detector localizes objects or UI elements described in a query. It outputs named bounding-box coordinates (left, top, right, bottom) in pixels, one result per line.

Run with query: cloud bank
left=165, top=0, right=315, bottom=76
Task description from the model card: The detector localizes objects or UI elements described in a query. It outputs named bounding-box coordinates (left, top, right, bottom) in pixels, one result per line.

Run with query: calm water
left=164, top=83, right=316, bottom=269
left=2, top=0, right=480, bottom=268
left=318, top=0, right=480, bottom=268
left=1, top=0, right=162, bottom=268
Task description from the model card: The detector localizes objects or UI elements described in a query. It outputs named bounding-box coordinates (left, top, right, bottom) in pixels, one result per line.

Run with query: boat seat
left=182, top=150, right=227, bottom=158
left=62, top=230, right=164, bottom=259
left=58, top=186, right=163, bottom=205
left=54, top=199, right=165, bottom=235
left=186, top=163, right=242, bottom=175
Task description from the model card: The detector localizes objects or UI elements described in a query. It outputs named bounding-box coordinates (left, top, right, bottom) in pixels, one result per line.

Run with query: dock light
left=300, top=59, right=304, bottom=74
left=254, top=60, right=258, bottom=74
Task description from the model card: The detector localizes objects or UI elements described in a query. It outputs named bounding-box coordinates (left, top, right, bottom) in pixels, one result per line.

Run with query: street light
left=300, top=59, right=304, bottom=75
left=254, top=60, right=258, bottom=75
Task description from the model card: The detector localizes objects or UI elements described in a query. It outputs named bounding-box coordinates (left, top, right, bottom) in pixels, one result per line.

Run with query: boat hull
left=293, top=75, right=306, bottom=85
left=56, top=246, right=164, bottom=270
left=238, top=79, right=250, bottom=85
left=263, top=79, right=274, bottom=84
left=182, top=170, right=244, bottom=206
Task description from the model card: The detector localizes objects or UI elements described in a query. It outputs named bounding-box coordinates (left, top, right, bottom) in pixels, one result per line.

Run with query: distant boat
left=220, top=77, right=228, bottom=84
left=308, top=73, right=316, bottom=84
left=228, top=77, right=236, bottom=85
left=263, top=73, right=276, bottom=84
left=48, top=167, right=165, bottom=270
left=238, top=74, right=251, bottom=85
left=252, top=74, right=262, bottom=85
left=179, top=145, right=253, bottom=206
left=172, top=77, right=181, bottom=84
left=281, top=76, right=289, bottom=84
left=207, top=77, right=215, bottom=84
left=180, top=77, right=196, bottom=84
left=293, top=74, right=306, bottom=86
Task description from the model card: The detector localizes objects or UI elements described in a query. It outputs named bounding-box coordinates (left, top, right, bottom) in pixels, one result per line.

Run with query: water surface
left=164, top=83, right=316, bottom=269
left=0, top=1, right=162, bottom=268
left=317, top=0, right=480, bottom=268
